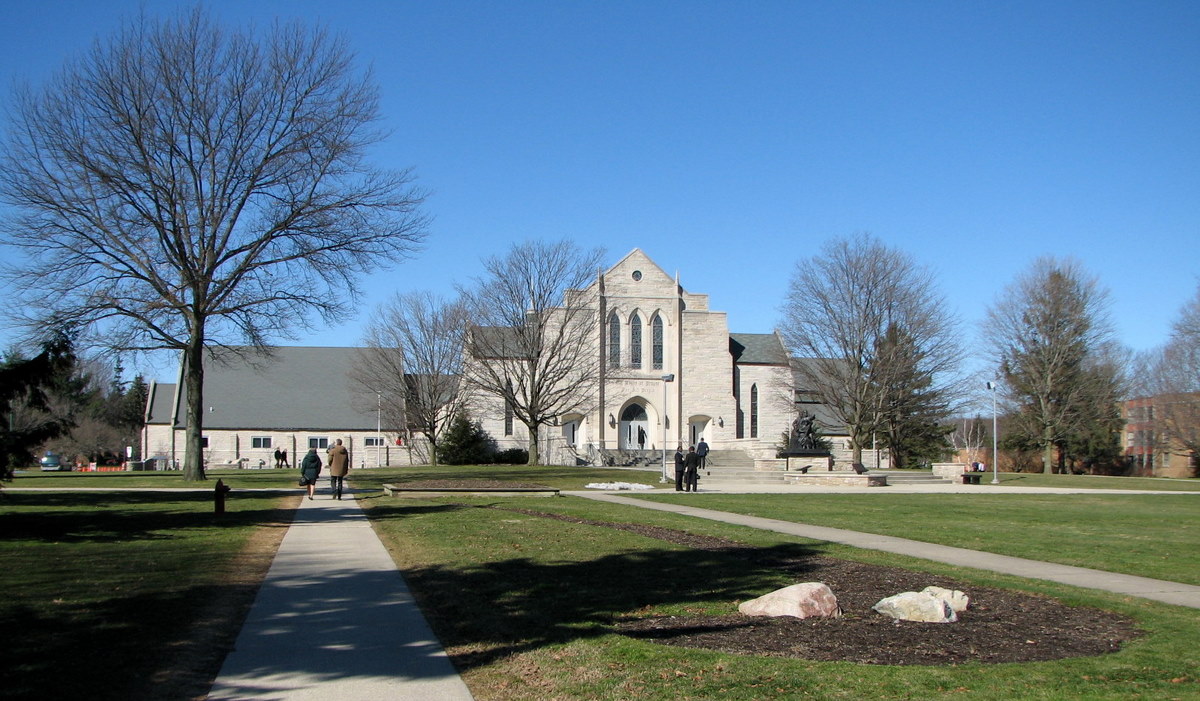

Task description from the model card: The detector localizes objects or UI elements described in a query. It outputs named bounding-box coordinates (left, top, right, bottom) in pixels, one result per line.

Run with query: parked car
left=38, top=452, right=67, bottom=471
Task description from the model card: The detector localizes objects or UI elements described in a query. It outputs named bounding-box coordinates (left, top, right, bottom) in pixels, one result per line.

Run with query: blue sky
left=1, top=1, right=1197, bottom=382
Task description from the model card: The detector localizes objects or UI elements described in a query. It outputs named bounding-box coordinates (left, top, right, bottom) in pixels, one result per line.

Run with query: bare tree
left=948, top=416, right=989, bottom=466
left=779, top=233, right=962, bottom=463
left=0, top=9, right=427, bottom=480
left=1135, top=285, right=1200, bottom=473
left=983, top=257, right=1120, bottom=473
left=460, top=240, right=605, bottom=465
left=352, top=292, right=470, bottom=466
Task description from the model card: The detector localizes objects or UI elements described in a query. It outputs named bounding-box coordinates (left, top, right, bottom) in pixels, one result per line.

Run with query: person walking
left=299, top=448, right=322, bottom=500
left=637, top=425, right=646, bottom=450
left=327, top=438, right=350, bottom=500
left=673, top=444, right=686, bottom=491
left=684, top=445, right=700, bottom=492
left=280, top=448, right=290, bottom=469
left=696, top=437, right=710, bottom=471
left=273, top=447, right=283, bottom=469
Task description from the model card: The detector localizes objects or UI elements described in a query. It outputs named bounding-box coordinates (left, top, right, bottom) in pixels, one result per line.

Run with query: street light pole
left=987, top=381, right=999, bottom=484
left=660, top=374, right=675, bottom=482
left=376, top=392, right=382, bottom=469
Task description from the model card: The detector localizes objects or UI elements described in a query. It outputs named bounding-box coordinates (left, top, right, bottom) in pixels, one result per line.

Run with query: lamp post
left=986, top=381, right=999, bottom=484
left=660, top=374, right=675, bottom=482
left=376, top=392, right=383, bottom=468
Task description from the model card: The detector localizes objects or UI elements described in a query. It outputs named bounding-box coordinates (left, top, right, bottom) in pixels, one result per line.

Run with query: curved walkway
left=571, top=491, right=1200, bottom=609
left=207, top=493, right=473, bottom=700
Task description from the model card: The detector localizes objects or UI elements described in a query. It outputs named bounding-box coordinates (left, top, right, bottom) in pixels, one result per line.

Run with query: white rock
left=872, top=591, right=958, bottom=623
left=738, top=582, right=841, bottom=619
left=922, top=586, right=970, bottom=613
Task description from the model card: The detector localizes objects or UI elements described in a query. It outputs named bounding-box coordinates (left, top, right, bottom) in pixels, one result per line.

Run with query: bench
left=961, top=472, right=982, bottom=485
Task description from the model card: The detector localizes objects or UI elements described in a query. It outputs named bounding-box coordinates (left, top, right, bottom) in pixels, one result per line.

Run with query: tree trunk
left=526, top=422, right=540, bottom=466
left=183, top=333, right=207, bottom=481
left=1041, top=425, right=1054, bottom=474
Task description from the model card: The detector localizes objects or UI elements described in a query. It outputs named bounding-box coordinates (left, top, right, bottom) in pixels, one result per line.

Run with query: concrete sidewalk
left=207, top=492, right=473, bottom=700
left=573, top=491, right=1200, bottom=609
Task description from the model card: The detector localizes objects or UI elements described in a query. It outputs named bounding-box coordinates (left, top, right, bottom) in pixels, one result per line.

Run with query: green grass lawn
left=5, top=464, right=1199, bottom=700
left=8, top=467, right=314, bottom=489
left=358, top=490, right=1200, bottom=700
left=987, top=472, right=1200, bottom=491
left=635, top=492, right=1200, bottom=586
left=0, top=490, right=294, bottom=700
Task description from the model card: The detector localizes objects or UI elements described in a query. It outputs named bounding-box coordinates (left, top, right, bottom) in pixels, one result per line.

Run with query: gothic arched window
left=630, top=315, right=642, bottom=369
left=750, top=383, right=759, bottom=438
left=608, top=312, right=620, bottom=368
left=651, top=314, right=664, bottom=369
left=504, top=380, right=514, bottom=436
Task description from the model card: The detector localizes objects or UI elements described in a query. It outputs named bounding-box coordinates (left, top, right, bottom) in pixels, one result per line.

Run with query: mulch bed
left=489, top=504, right=1142, bottom=666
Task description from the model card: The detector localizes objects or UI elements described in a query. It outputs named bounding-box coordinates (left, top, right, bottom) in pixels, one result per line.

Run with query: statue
left=790, top=412, right=818, bottom=451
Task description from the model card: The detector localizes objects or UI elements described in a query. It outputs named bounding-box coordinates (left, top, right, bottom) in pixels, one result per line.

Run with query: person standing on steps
left=327, top=438, right=350, bottom=500
left=684, top=445, right=700, bottom=492
left=673, top=444, right=686, bottom=491
left=696, top=437, right=709, bottom=471
left=299, top=448, right=322, bottom=500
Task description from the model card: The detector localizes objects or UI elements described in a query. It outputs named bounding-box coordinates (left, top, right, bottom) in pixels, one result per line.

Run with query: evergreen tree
left=437, top=412, right=497, bottom=466
left=872, top=323, right=954, bottom=468
left=0, top=334, right=75, bottom=479
left=985, top=258, right=1119, bottom=473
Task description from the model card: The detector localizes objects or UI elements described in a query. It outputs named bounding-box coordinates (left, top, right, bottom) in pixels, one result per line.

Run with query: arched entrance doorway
left=619, top=403, right=650, bottom=451
left=689, top=416, right=711, bottom=449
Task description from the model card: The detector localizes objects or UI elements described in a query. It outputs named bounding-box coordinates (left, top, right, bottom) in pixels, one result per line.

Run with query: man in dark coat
left=697, top=437, right=709, bottom=470
left=673, top=445, right=686, bottom=491
left=684, top=445, right=700, bottom=492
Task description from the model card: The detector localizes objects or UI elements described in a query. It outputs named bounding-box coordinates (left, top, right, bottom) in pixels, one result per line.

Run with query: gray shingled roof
left=146, top=347, right=382, bottom=431
left=729, top=333, right=789, bottom=365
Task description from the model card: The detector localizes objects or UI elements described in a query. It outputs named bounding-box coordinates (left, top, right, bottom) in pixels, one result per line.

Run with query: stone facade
left=472, top=249, right=798, bottom=464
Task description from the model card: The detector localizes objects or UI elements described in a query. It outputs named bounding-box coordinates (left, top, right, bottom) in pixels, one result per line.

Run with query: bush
left=438, top=412, right=496, bottom=465
left=493, top=448, right=529, bottom=465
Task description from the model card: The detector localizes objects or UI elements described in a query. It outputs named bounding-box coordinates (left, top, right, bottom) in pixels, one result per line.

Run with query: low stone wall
left=931, top=463, right=968, bottom=481
left=782, top=472, right=888, bottom=487
left=753, top=457, right=835, bottom=473
left=381, top=484, right=560, bottom=498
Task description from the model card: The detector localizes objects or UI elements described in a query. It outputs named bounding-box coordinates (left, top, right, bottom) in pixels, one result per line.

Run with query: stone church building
left=142, top=249, right=849, bottom=468
left=470, top=248, right=806, bottom=465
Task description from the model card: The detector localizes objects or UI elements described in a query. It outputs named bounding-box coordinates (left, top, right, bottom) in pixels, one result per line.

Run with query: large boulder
left=738, top=582, right=841, bottom=619
left=922, top=586, right=970, bottom=613
left=872, top=591, right=958, bottom=623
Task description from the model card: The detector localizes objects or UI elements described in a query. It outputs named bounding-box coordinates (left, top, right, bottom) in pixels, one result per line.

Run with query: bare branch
left=0, top=8, right=428, bottom=479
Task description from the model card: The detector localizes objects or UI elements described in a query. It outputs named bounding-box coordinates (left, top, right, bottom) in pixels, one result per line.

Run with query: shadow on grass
left=366, top=501, right=824, bottom=670
left=0, top=491, right=290, bottom=542
left=2, top=492, right=297, bottom=701
left=3, top=581, right=259, bottom=701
